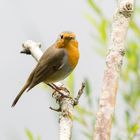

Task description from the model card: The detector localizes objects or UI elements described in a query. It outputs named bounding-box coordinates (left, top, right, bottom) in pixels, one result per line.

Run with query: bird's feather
left=27, top=45, right=66, bottom=90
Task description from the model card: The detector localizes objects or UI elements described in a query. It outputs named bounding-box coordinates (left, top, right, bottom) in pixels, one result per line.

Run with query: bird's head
left=56, top=31, right=78, bottom=48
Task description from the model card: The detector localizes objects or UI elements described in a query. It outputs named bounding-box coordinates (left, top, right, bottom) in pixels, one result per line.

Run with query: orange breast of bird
left=66, top=40, right=79, bottom=69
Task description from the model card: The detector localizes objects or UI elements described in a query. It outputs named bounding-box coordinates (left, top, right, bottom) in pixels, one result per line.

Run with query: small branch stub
left=74, top=82, right=85, bottom=105
left=119, top=0, right=134, bottom=17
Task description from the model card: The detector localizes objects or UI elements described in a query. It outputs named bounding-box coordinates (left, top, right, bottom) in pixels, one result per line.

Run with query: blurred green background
left=0, top=0, right=140, bottom=140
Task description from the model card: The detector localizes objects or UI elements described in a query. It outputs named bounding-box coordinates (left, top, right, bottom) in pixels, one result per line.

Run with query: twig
left=21, top=40, right=85, bottom=140
left=93, top=0, right=134, bottom=140
left=74, top=82, right=85, bottom=105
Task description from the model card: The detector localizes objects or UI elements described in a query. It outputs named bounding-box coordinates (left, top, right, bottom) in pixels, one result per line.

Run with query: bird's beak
left=67, top=35, right=75, bottom=40
left=69, top=36, right=74, bottom=40
left=63, top=32, right=75, bottom=40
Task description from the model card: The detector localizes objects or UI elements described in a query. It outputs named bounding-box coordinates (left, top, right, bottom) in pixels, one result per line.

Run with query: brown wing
left=27, top=46, right=65, bottom=90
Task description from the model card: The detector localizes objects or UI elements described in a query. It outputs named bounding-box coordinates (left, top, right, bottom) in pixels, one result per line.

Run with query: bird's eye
left=60, top=35, right=63, bottom=39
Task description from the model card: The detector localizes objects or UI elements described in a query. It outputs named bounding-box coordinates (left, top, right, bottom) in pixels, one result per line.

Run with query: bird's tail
left=11, top=69, right=35, bottom=107
left=11, top=82, right=30, bottom=107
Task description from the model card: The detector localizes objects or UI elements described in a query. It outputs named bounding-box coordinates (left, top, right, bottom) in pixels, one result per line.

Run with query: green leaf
left=84, top=79, right=93, bottom=106
left=87, top=0, right=102, bottom=16
left=84, top=12, right=98, bottom=28
left=25, top=129, right=34, bottom=140
left=67, top=73, right=74, bottom=95
left=74, top=116, right=88, bottom=127
left=99, top=19, right=108, bottom=43
left=126, top=42, right=139, bottom=72
left=85, top=79, right=91, bottom=96
left=130, top=21, right=140, bottom=37
left=131, top=123, right=139, bottom=135
left=125, top=111, right=131, bottom=133
left=76, top=106, right=93, bottom=116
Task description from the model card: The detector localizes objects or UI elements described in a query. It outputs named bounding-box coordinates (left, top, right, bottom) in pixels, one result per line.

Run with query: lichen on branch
left=93, top=0, right=134, bottom=140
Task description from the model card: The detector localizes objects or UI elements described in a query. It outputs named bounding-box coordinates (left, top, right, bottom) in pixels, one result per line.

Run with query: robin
left=12, top=31, right=79, bottom=107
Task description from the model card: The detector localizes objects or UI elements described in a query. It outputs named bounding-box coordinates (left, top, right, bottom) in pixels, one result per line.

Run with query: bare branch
left=74, top=82, right=85, bottom=106
left=93, top=0, right=134, bottom=140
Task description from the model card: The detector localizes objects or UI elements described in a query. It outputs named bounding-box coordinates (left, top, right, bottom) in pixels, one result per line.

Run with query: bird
left=11, top=31, right=79, bottom=107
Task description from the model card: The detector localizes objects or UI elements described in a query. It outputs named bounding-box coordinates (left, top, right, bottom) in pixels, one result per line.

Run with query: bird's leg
left=47, top=83, right=56, bottom=91
left=52, top=83, right=70, bottom=93
left=47, top=83, right=62, bottom=96
left=51, top=83, right=62, bottom=90
left=51, top=83, right=71, bottom=98
left=47, top=83, right=70, bottom=98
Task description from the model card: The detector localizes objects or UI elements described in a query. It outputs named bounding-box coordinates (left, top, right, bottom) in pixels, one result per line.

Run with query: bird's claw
left=52, top=90, right=70, bottom=99
left=49, top=106, right=61, bottom=112
left=73, top=98, right=78, bottom=106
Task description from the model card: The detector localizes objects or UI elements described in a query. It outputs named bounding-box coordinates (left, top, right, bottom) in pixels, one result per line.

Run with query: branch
left=93, top=0, right=134, bottom=140
left=21, top=40, right=85, bottom=140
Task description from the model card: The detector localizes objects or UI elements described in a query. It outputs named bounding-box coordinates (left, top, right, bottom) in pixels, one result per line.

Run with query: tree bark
left=93, top=0, right=134, bottom=140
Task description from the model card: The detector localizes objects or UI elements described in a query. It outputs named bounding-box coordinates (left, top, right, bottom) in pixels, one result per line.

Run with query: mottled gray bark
left=93, top=0, right=134, bottom=140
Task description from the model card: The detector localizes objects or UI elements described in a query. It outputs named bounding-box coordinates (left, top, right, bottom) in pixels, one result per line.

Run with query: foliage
left=70, top=0, right=140, bottom=140
left=25, top=129, right=41, bottom=140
